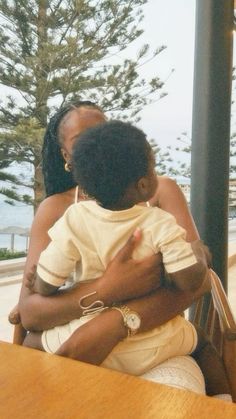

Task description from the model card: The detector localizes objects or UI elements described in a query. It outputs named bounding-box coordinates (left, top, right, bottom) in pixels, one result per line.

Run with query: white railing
left=0, top=257, right=26, bottom=286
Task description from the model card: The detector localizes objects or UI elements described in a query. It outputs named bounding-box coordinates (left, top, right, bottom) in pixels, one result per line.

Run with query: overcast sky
left=0, top=1, right=234, bottom=151
left=138, top=0, right=196, bottom=148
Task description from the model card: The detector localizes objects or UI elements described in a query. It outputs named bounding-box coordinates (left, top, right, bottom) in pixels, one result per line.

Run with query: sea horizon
left=0, top=196, right=33, bottom=251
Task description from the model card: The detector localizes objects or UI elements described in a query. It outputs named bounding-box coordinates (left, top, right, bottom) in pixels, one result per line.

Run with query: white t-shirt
left=38, top=200, right=197, bottom=286
left=39, top=201, right=198, bottom=374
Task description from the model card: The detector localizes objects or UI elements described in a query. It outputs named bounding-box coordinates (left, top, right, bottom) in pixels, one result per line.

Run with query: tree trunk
left=33, top=0, right=49, bottom=212
left=36, top=0, right=49, bottom=127
left=34, top=158, right=45, bottom=214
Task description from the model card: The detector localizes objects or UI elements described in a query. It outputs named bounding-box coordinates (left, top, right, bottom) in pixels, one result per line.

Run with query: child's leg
left=192, top=326, right=231, bottom=396
left=23, top=331, right=45, bottom=351
left=23, top=318, right=86, bottom=354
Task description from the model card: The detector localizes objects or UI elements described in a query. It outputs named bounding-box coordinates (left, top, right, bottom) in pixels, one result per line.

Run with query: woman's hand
left=96, top=230, right=163, bottom=305
left=24, top=264, right=38, bottom=292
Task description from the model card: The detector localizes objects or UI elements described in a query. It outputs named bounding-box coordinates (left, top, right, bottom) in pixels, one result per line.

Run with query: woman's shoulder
left=157, top=175, right=179, bottom=190
left=35, top=188, right=76, bottom=225
left=149, top=175, right=181, bottom=207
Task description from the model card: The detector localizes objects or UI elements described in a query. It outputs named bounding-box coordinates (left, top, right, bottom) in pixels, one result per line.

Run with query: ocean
left=0, top=196, right=33, bottom=251
left=0, top=164, right=34, bottom=251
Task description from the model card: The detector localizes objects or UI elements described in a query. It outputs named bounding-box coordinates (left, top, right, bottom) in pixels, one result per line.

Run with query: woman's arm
left=151, top=176, right=199, bottom=241
left=19, top=193, right=82, bottom=330
left=19, top=221, right=163, bottom=331
left=56, top=277, right=210, bottom=364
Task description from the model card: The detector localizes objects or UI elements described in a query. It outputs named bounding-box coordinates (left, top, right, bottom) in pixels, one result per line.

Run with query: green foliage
left=0, top=0, right=168, bottom=210
left=149, top=138, right=177, bottom=177
left=170, top=130, right=236, bottom=209
left=173, top=130, right=236, bottom=179
left=0, top=248, right=26, bottom=260
left=173, top=67, right=236, bottom=180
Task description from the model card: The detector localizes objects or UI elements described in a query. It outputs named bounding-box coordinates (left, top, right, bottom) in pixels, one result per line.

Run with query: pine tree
left=149, top=138, right=176, bottom=177
left=0, top=0, right=167, bottom=211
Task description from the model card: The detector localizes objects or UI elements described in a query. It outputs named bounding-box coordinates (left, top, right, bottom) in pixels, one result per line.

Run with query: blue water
left=0, top=196, right=33, bottom=250
left=0, top=164, right=34, bottom=251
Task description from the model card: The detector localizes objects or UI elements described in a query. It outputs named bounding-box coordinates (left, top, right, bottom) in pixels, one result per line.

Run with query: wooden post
left=191, top=0, right=234, bottom=291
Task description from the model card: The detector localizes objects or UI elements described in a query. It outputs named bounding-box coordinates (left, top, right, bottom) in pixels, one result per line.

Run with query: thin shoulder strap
left=75, top=186, right=79, bottom=203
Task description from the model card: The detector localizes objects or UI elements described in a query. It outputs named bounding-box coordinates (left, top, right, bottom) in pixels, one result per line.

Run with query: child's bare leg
left=23, top=331, right=45, bottom=351
left=192, top=327, right=231, bottom=396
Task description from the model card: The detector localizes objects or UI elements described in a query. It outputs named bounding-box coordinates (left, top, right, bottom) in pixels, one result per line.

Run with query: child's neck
left=106, top=202, right=136, bottom=211
left=105, top=192, right=145, bottom=211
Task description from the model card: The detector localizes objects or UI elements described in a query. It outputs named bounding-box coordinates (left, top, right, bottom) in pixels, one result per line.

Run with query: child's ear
left=136, top=177, right=149, bottom=198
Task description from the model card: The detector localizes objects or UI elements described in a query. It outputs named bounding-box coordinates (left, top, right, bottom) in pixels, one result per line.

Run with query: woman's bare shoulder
left=30, top=189, right=75, bottom=243
left=25, top=189, right=76, bottom=268
left=35, top=189, right=76, bottom=223
left=150, top=176, right=181, bottom=207
left=158, top=175, right=180, bottom=190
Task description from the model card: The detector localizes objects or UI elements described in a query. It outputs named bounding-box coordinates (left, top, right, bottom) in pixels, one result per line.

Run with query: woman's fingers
left=99, top=232, right=163, bottom=303
left=115, top=228, right=142, bottom=262
left=25, top=264, right=37, bottom=289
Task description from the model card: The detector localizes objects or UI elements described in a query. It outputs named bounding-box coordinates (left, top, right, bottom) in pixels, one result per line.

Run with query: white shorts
left=42, top=314, right=198, bottom=376
left=41, top=315, right=95, bottom=353
left=102, top=316, right=198, bottom=375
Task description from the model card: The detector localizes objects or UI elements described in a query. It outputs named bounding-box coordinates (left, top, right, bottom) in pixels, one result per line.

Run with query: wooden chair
left=192, top=269, right=236, bottom=401
left=8, top=269, right=236, bottom=399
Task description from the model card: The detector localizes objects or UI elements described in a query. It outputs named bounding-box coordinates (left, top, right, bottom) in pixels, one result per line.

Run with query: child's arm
left=29, top=207, right=80, bottom=297
left=29, top=272, right=60, bottom=296
left=167, top=240, right=211, bottom=291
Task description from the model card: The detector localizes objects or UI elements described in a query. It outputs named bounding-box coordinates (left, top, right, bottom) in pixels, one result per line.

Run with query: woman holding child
left=18, top=101, right=230, bottom=397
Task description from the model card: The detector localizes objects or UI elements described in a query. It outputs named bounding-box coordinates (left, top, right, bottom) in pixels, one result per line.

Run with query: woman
left=18, top=100, right=213, bottom=393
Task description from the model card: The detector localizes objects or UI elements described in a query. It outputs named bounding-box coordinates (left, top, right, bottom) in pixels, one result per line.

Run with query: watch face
left=127, top=313, right=141, bottom=330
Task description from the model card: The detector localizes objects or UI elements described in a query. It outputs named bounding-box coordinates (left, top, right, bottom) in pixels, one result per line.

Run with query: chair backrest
left=192, top=269, right=236, bottom=401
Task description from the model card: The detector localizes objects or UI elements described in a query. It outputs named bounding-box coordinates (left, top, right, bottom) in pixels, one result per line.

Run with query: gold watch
left=112, top=305, right=141, bottom=337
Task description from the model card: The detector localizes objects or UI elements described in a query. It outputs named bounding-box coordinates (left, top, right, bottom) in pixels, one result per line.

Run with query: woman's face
left=60, top=107, right=106, bottom=163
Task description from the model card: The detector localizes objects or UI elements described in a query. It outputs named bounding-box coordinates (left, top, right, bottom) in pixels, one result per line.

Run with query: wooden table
left=0, top=342, right=235, bottom=419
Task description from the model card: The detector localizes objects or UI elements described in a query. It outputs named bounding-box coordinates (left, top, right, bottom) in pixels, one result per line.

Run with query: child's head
left=72, top=120, right=157, bottom=209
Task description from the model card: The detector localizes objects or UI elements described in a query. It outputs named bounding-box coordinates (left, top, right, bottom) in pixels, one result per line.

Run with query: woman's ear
left=61, top=148, right=70, bottom=163
left=61, top=148, right=72, bottom=172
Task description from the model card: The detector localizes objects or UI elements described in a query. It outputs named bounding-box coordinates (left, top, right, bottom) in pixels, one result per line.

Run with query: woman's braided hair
left=42, top=100, right=103, bottom=197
